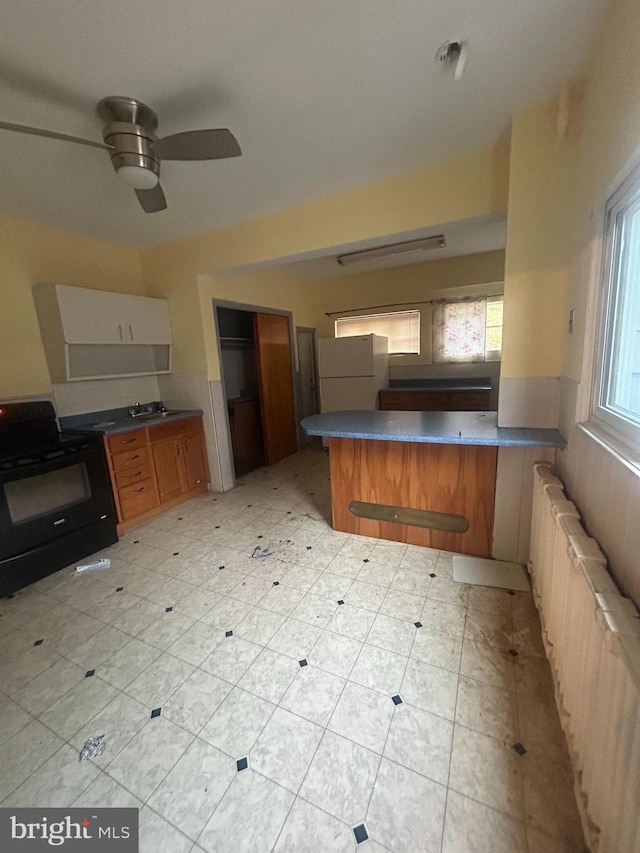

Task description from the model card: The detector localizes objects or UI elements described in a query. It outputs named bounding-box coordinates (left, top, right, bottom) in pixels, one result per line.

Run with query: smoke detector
left=435, top=39, right=468, bottom=80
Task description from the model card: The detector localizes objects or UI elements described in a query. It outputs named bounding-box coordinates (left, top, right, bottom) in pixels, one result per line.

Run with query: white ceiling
left=0, top=0, right=607, bottom=248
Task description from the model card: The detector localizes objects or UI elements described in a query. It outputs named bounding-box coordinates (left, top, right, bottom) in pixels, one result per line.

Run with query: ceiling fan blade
left=153, top=128, right=241, bottom=161
left=0, top=121, right=109, bottom=151
left=135, top=183, right=167, bottom=214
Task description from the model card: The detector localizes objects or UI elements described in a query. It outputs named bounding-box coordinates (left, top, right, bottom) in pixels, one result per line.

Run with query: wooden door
left=151, top=438, right=183, bottom=502
left=254, top=312, right=298, bottom=465
left=183, top=431, right=209, bottom=491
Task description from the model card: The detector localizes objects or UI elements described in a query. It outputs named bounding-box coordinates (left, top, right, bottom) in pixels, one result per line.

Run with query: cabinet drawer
left=118, top=478, right=158, bottom=519
left=107, top=429, right=147, bottom=454
left=111, top=446, right=149, bottom=472
left=148, top=416, right=200, bottom=443
left=379, top=392, right=409, bottom=410
left=448, top=390, right=491, bottom=411
left=114, top=460, right=153, bottom=488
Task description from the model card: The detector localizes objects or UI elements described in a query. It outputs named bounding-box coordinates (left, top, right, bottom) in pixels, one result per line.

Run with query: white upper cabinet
left=55, top=285, right=172, bottom=345
left=34, top=283, right=173, bottom=382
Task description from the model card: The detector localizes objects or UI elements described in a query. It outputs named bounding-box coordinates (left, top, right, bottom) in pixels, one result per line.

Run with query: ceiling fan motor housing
left=102, top=121, right=160, bottom=182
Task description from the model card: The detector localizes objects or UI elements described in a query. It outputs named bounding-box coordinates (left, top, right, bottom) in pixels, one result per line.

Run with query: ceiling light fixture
left=336, top=235, right=446, bottom=266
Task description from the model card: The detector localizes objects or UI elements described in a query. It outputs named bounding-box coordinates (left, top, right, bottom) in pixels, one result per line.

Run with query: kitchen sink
left=128, top=409, right=184, bottom=421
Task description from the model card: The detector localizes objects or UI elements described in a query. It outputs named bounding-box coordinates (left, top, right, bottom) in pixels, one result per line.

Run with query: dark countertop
left=385, top=378, right=492, bottom=392
left=60, top=407, right=203, bottom=436
left=301, top=410, right=565, bottom=448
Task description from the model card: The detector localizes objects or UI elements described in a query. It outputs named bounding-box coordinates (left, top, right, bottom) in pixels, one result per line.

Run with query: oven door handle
left=0, top=444, right=101, bottom=482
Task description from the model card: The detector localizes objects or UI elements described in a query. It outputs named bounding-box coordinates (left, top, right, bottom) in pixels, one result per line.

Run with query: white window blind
left=335, top=310, right=420, bottom=354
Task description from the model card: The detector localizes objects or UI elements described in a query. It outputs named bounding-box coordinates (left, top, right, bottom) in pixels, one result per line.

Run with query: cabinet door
left=56, top=285, right=126, bottom=344
left=151, top=439, right=183, bottom=502
left=123, top=294, right=172, bottom=344
left=183, top=431, right=209, bottom=491
left=229, top=399, right=264, bottom=477
left=254, top=312, right=298, bottom=465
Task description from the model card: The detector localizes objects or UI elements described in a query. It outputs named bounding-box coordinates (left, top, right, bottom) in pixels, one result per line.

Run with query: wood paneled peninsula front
left=301, top=410, right=565, bottom=558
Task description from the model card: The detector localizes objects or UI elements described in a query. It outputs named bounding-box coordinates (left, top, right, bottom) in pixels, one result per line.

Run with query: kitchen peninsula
left=301, top=410, right=565, bottom=558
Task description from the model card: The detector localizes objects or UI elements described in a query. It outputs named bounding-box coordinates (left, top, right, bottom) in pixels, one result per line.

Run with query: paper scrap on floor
left=452, top=555, right=530, bottom=591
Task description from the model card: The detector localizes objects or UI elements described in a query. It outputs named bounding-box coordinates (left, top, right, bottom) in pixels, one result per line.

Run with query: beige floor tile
left=273, top=797, right=356, bottom=853
left=522, top=751, right=585, bottom=848
left=71, top=771, right=143, bottom=808
left=401, top=658, right=458, bottom=720
left=455, top=675, right=518, bottom=742
left=39, top=675, right=119, bottom=740
left=167, top=621, right=225, bottom=665
left=0, top=719, right=64, bottom=801
left=350, top=643, right=407, bottom=696
left=384, top=702, right=453, bottom=784
left=69, top=691, right=150, bottom=766
left=251, top=707, right=323, bottom=793
left=280, top=664, right=345, bottom=726
left=148, top=738, right=235, bottom=840
left=235, top=607, right=286, bottom=646
left=200, top=687, right=275, bottom=757
left=12, top=657, right=86, bottom=715
left=308, top=631, right=362, bottom=678
left=201, top=635, right=262, bottom=683
left=411, top=624, right=463, bottom=673
left=238, top=648, right=299, bottom=703
left=2, top=743, right=100, bottom=807
left=197, top=769, right=294, bottom=853
left=449, top=724, right=524, bottom=820
left=328, top=681, right=393, bottom=754
left=138, top=805, right=194, bottom=853
left=162, top=669, right=232, bottom=734
left=442, top=789, right=527, bottom=853
left=267, top=619, right=322, bottom=660
left=460, top=638, right=517, bottom=692
left=124, top=653, right=195, bottom=708
left=366, top=757, right=447, bottom=853
left=98, top=638, right=162, bottom=689
left=366, top=612, right=415, bottom=655
left=107, top=717, right=194, bottom=801
left=300, top=730, right=379, bottom=825
left=0, top=692, right=32, bottom=745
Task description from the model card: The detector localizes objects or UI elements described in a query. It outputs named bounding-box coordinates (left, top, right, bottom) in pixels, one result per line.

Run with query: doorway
left=215, top=303, right=298, bottom=478
left=296, top=327, right=319, bottom=445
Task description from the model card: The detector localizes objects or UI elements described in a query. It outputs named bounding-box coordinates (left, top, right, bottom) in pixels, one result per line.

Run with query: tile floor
left=0, top=445, right=587, bottom=853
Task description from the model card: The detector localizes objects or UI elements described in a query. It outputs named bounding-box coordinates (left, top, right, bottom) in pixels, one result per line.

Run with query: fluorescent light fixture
left=336, top=235, right=446, bottom=266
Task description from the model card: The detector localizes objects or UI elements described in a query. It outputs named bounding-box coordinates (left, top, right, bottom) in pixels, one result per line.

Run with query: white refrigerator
left=318, top=334, right=389, bottom=412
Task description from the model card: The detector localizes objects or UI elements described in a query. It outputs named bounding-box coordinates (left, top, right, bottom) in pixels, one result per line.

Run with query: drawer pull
left=132, top=486, right=145, bottom=494
left=122, top=437, right=136, bottom=444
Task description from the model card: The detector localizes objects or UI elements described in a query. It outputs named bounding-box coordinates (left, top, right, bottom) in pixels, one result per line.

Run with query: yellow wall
left=141, top=144, right=510, bottom=376
left=501, top=95, right=577, bottom=378
left=565, top=0, right=640, bottom=382
left=0, top=214, right=145, bottom=397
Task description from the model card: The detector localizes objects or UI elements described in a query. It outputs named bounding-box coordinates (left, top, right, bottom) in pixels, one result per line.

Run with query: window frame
left=590, top=160, right=640, bottom=465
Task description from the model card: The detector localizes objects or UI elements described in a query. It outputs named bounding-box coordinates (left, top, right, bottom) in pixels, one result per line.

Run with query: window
left=432, top=296, right=503, bottom=363
left=335, top=310, right=420, bottom=354
left=592, top=162, right=640, bottom=460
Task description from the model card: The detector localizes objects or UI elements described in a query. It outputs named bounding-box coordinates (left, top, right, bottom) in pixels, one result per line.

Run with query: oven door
left=0, top=442, right=115, bottom=561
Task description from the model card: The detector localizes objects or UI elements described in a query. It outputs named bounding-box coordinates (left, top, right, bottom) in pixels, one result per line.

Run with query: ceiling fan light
left=116, top=164, right=159, bottom=190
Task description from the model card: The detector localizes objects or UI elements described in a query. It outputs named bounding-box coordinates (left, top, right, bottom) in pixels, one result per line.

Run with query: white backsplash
left=52, top=375, right=161, bottom=417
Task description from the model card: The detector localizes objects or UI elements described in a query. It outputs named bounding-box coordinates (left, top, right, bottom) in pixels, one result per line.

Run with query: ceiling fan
left=0, top=95, right=242, bottom=213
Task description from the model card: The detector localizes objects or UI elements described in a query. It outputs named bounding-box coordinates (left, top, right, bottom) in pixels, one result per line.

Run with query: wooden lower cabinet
left=379, top=388, right=491, bottom=412
left=104, top=416, right=209, bottom=532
